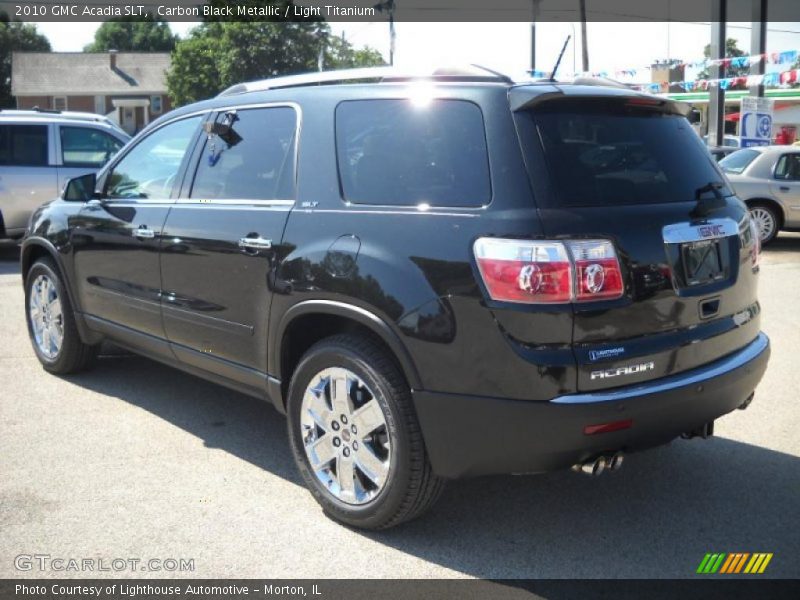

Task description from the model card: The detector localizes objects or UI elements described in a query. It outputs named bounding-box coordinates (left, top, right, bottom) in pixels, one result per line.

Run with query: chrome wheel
left=749, top=206, right=776, bottom=243
left=300, top=367, right=391, bottom=505
left=28, top=274, right=64, bottom=360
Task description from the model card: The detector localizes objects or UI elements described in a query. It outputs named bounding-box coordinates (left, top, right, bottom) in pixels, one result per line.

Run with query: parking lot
left=1, top=237, right=799, bottom=580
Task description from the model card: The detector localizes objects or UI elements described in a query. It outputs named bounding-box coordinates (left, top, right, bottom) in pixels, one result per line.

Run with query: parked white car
left=720, top=145, right=800, bottom=244
left=0, top=112, right=129, bottom=242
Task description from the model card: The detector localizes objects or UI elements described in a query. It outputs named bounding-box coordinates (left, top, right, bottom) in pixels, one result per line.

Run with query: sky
left=33, top=21, right=800, bottom=83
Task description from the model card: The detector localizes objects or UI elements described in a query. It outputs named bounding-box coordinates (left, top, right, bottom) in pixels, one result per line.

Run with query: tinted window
left=335, top=99, right=491, bottom=207
left=719, top=149, right=760, bottom=174
left=518, top=100, right=730, bottom=207
left=61, top=126, right=124, bottom=167
left=190, top=107, right=297, bottom=200
left=106, top=116, right=201, bottom=199
left=0, top=124, right=48, bottom=166
left=774, top=153, right=800, bottom=180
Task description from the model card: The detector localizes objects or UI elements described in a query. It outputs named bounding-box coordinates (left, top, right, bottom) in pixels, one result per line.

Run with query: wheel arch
left=271, top=300, right=422, bottom=409
left=743, top=197, right=785, bottom=228
left=21, top=237, right=100, bottom=345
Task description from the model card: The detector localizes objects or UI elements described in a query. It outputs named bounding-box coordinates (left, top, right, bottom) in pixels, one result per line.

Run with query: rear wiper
left=691, top=181, right=727, bottom=218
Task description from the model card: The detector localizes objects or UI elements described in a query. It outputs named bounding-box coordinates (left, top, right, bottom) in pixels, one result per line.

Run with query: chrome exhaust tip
left=608, top=451, right=624, bottom=471
left=573, top=456, right=607, bottom=476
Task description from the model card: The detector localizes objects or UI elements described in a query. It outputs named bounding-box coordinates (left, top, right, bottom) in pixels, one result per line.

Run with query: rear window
left=0, top=124, right=48, bottom=166
left=335, top=99, right=491, bottom=207
left=516, top=100, right=730, bottom=207
left=719, top=149, right=760, bottom=175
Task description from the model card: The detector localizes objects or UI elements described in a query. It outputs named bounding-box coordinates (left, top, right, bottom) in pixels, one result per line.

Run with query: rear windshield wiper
left=691, top=181, right=727, bottom=218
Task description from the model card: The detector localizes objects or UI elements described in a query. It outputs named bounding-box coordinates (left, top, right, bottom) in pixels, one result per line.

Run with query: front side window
left=61, top=126, right=124, bottom=167
left=190, top=107, right=297, bottom=201
left=106, top=116, right=201, bottom=199
left=774, top=153, right=800, bottom=181
left=335, top=99, right=491, bottom=207
left=0, top=124, right=48, bottom=166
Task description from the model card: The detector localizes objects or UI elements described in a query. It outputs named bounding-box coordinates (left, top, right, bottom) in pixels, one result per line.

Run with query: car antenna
left=549, top=35, right=571, bottom=81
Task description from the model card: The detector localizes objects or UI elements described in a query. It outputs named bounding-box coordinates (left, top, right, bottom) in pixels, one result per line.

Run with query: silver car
left=0, top=114, right=129, bottom=243
left=720, top=145, right=800, bottom=244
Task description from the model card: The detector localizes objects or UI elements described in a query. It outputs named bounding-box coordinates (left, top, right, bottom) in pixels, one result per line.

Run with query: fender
left=270, top=299, right=423, bottom=391
left=20, top=236, right=102, bottom=345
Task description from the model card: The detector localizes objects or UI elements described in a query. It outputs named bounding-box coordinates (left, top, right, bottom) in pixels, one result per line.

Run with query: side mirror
left=63, top=173, right=98, bottom=202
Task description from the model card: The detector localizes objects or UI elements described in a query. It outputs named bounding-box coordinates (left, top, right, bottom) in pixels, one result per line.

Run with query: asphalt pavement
left=1, top=236, right=798, bottom=579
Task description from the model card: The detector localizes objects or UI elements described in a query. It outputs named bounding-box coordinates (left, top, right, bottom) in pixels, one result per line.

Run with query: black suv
left=21, top=66, right=770, bottom=530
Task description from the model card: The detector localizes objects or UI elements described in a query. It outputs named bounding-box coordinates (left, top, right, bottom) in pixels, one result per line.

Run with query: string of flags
left=634, top=68, right=800, bottom=93
left=530, top=48, right=800, bottom=92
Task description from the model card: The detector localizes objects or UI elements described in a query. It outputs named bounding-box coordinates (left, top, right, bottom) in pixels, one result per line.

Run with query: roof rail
left=217, top=64, right=513, bottom=97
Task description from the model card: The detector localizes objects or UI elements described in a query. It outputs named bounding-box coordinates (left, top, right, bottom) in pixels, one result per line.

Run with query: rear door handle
left=238, top=236, right=272, bottom=251
left=135, top=225, right=156, bottom=239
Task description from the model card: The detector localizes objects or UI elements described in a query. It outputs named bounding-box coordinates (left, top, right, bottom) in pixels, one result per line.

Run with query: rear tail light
left=473, top=238, right=624, bottom=304
left=747, top=216, right=761, bottom=268
left=570, top=240, right=625, bottom=302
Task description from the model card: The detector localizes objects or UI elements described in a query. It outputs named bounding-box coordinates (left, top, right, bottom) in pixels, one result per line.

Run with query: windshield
left=515, top=99, right=730, bottom=207
left=719, top=149, right=761, bottom=174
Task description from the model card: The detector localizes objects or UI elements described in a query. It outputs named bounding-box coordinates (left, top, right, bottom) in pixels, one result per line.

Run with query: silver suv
left=0, top=111, right=129, bottom=242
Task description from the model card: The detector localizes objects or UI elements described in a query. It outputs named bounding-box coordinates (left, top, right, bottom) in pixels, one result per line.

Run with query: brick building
left=11, top=51, right=172, bottom=135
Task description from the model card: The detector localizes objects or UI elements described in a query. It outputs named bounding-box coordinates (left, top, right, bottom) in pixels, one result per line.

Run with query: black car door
left=72, top=115, right=204, bottom=346
left=159, top=105, right=298, bottom=387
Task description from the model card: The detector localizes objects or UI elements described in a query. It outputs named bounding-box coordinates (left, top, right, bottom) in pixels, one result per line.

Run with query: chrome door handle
left=238, top=236, right=272, bottom=250
left=135, top=225, right=156, bottom=239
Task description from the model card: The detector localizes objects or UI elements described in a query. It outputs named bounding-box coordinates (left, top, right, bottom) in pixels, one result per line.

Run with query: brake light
left=473, top=238, right=624, bottom=304
left=473, top=239, right=571, bottom=303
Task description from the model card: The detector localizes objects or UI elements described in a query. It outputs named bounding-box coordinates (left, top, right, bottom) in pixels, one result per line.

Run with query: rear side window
left=719, top=149, right=760, bottom=175
left=774, top=153, right=800, bottom=180
left=190, top=107, right=297, bottom=201
left=517, top=100, right=730, bottom=207
left=335, top=99, right=491, bottom=207
left=60, top=126, right=124, bottom=167
left=0, top=124, right=48, bottom=166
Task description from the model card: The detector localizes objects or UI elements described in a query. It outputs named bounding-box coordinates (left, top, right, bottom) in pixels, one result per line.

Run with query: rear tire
left=748, top=203, right=779, bottom=245
left=287, top=333, right=444, bottom=530
left=25, top=258, right=97, bottom=374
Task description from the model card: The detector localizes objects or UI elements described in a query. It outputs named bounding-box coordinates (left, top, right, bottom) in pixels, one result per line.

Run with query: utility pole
left=374, top=0, right=396, bottom=66
left=579, top=0, right=589, bottom=72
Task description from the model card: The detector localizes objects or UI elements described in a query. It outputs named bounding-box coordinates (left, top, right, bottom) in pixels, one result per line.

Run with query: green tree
left=167, top=22, right=385, bottom=106
left=84, top=17, right=177, bottom=52
left=166, top=26, right=223, bottom=106
left=326, top=36, right=386, bottom=69
left=699, top=38, right=748, bottom=82
left=0, top=16, right=51, bottom=108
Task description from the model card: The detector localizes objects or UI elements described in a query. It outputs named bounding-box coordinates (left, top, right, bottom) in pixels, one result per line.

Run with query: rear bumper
left=413, top=333, right=770, bottom=479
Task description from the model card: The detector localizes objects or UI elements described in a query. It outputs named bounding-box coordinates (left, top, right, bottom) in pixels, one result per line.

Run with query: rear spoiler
left=510, top=84, right=689, bottom=117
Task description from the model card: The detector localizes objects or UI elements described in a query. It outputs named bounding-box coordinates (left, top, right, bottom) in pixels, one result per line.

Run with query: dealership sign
left=740, top=96, right=774, bottom=147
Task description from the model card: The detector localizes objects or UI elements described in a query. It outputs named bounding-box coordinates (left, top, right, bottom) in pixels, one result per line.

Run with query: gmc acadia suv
left=21, top=66, right=770, bottom=529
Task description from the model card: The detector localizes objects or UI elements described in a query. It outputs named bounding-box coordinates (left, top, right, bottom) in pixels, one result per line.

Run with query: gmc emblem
left=698, top=224, right=725, bottom=238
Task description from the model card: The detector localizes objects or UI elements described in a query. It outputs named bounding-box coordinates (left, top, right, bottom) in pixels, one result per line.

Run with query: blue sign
left=740, top=97, right=774, bottom=147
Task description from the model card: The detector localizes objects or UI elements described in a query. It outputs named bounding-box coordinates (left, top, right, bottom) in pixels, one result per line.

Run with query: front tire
left=287, top=334, right=444, bottom=529
left=25, top=258, right=97, bottom=374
